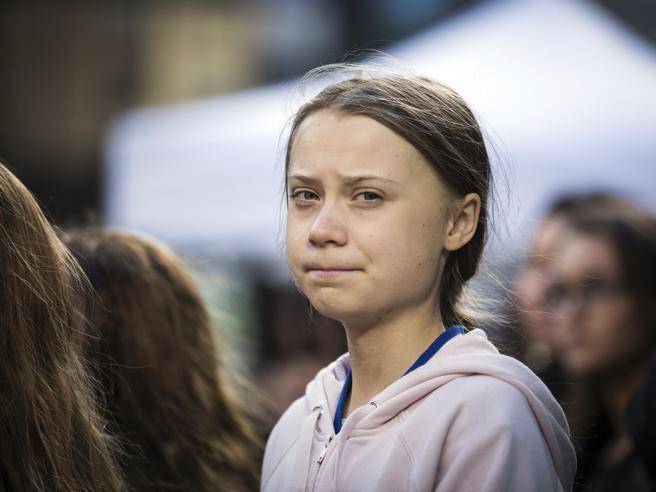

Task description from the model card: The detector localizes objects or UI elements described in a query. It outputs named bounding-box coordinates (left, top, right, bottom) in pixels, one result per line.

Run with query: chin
left=310, top=299, right=357, bottom=324
left=306, top=292, right=365, bottom=324
left=563, top=355, right=601, bottom=379
left=313, top=302, right=391, bottom=333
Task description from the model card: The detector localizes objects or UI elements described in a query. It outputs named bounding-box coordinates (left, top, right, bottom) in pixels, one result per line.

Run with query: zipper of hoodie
left=316, top=435, right=333, bottom=464
left=310, top=434, right=337, bottom=491
left=312, top=400, right=380, bottom=490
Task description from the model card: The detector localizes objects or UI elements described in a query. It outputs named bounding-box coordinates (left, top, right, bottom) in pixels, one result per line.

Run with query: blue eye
left=355, top=191, right=382, bottom=202
left=291, top=189, right=319, bottom=204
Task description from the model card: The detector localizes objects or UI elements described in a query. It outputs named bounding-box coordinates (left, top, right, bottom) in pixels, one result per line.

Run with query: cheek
left=573, top=299, right=646, bottom=372
left=363, top=213, right=444, bottom=284
left=285, top=218, right=307, bottom=268
left=588, top=299, right=637, bottom=343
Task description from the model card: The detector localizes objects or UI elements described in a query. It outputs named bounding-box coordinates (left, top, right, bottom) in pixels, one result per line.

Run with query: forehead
left=531, top=218, right=568, bottom=259
left=555, top=232, right=620, bottom=280
left=289, top=109, right=434, bottom=183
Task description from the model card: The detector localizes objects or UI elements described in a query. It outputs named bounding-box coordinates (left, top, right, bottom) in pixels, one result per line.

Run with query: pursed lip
left=303, top=264, right=362, bottom=279
left=303, top=263, right=361, bottom=272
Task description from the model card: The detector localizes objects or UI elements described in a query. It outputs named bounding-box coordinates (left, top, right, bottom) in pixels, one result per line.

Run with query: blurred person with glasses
left=513, top=192, right=630, bottom=402
left=546, top=199, right=656, bottom=492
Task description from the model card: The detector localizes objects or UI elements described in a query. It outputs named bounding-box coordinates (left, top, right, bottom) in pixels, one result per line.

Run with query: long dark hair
left=64, top=227, right=262, bottom=491
left=285, top=70, right=491, bottom=328
left=0, top=164, right=123, bottom=491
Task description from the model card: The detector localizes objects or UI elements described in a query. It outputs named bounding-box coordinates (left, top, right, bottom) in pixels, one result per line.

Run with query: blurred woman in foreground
left=0, top=164, right=122, bottom=491
left=64, top=228, right=262, bottom=491
left=547, top=200, right=656, bottom=491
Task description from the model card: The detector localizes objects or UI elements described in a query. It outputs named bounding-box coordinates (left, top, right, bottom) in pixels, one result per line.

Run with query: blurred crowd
left=1, top=158, right=654, bottom=490
left=513, top=192, right=656, bottom=490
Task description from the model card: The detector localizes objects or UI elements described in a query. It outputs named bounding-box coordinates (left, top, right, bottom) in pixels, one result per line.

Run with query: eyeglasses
left=544, top=278, right=626, bottom=312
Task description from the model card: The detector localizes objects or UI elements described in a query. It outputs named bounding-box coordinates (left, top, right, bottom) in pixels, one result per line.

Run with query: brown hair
left=0, top=164, right=123, bottom=491
left=546, top=191, right=633, bottom=221
left=285, top=70, right=491, bottom=327
left=63, top=228, right=262, bottom=491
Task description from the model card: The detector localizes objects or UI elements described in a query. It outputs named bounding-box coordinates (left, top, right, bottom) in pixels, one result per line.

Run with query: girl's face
left=549, top=232, right=647, bottom=378
left=285, top=109, right=457, bottom=329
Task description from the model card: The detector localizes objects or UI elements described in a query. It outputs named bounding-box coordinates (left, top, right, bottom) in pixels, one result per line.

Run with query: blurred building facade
left=1, top=0, right=653, bottom=221
left=0, top=0, right=488, bottom=221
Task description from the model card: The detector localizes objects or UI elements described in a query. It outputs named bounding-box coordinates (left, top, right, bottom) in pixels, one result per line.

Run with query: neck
left=595, top=361, right=647, bottom=465
left=343, top=305, right=444, bottom=416
left=600, top=360, right=648, bottom=431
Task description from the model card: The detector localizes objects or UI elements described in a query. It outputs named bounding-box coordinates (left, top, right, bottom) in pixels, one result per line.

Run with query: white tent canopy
left=106, top=0, right=656, bottom=266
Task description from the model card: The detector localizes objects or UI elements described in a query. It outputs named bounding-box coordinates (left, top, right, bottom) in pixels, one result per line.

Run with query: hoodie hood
left=300, top=328, right=575, bottom=488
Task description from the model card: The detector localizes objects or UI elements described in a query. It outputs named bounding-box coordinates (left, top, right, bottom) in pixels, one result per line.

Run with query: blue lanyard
left=333, top=325, right=464, bottom=434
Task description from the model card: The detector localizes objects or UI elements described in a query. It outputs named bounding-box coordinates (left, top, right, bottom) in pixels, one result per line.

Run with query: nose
left=559, top=293, right=587, bottom=323
left=308, top=202, right=347, bottom=248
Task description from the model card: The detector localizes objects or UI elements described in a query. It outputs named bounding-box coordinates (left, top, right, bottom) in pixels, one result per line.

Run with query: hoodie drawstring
left=292, top=404, right=323, bottom=492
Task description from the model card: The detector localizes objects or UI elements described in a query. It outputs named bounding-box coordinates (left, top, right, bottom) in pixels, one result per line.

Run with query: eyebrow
left=287, top=173, right=401, bottom=186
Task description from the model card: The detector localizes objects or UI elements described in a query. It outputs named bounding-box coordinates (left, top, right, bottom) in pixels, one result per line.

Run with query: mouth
left=304, top=265, right=361, bottom=280
left=562, top=334, right=586, bottom=352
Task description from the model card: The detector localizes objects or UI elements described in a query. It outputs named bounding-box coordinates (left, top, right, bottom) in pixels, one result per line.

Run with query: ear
left=444, top=193, right=481, bottom=252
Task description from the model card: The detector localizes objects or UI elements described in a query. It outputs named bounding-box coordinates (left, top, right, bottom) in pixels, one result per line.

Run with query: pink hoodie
left=262, top=329, right=576, bottom=491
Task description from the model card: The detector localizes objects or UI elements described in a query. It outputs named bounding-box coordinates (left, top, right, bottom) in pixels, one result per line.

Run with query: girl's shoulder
left=261, top=396, right=307, bottom=486
left=262, top=354, right=349, bottom=486
left=410, top=375, right=575, bottom=491
left=425, top=373, right=536, bottom=423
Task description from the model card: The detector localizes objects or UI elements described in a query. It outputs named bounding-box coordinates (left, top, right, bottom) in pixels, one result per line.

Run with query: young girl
left=0, top=164, right=122, bottom=491
left=64, top=228, right=263, bottom=492
left=262, top=71, right=576, bottom=491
